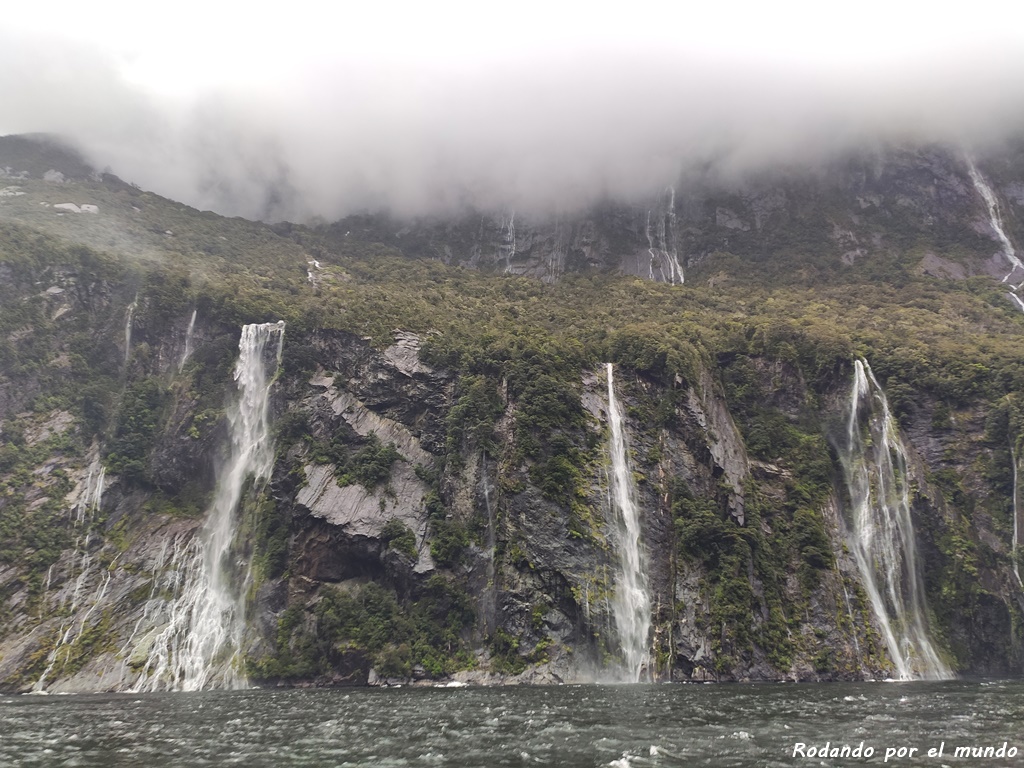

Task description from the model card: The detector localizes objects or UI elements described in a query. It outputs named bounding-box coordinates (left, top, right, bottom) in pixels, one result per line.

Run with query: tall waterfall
left=179, top=309, right=197, bottom=371
left=643, top=188, right=683, bottom=285
left=1012, top=447, right=1022, bottom=590
left=965, top=158, right=1024, bottom=312
left=966, top=158, right=1022, bottom=282
left=664, top=186, right=683, bottom=285
left=840, top=360, right=951, bottom=680
left=605, top=363, right=652, bottom=681
left=131, top=321, right=284, bottom=691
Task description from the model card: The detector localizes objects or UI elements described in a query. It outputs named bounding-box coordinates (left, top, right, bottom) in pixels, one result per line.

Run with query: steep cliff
left=1, top=136, right=1023, bottom=691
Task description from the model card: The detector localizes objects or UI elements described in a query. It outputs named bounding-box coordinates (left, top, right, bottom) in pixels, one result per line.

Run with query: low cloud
left=4, top=25, right=1024, bottom=222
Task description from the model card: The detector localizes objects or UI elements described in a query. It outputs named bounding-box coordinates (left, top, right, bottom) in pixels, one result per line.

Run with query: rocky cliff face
left=1, top=136, right=1023, bottom=691
left=315, top=143, right=1024, bottom=293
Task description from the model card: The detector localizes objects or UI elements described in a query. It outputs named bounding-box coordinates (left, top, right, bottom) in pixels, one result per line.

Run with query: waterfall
left=306, top=259, right=322, bottom=285
left=130, top=321, right=285, bottom=691
left=1012, top=447, right=1022, bottom=590
left=179, top=309, right=197, bottom=371
left=644, top=211, right=658, bottom=282
left=502, top=211, right=516, bottom=274
left=71, top=455, right=105, bottom=526
left=605, top=363, right=652, bottom=681
left=643, top=189, right=684, bottom=285
left=840, top=579, right=866, bottom=677
left=661, top=186, right=684, bottom=285
left=124, top=296, right=137, bottom=365
left=546, top=217, right=565, bottom=282
left=965, top=158, right=1024, bottom=298
left=481, top=453, right=498, bottom=635
left=34, top=454, right=107, bottom=691
left=839, top=360, right=951, bottom=680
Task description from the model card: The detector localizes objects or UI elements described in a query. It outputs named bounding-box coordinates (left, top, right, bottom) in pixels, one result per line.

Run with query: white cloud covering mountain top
left=4, top=1, right=1024, bottom=220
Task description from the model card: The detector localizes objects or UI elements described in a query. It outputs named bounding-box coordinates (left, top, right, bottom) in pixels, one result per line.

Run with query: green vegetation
left=381, top=518, right=417, bottom=559
left=0, top=425, right=81, bottom=570
left=672, top=479, right=794, bottom=672
left=344, top=435, right=402, bottom=489
left=104, top=378, right=169, bottom=484
left=250, top=494, right=290, bottom=581
left=429, top=519, right=470, bottom=568
left=310, top=430, right=403, bottom=490
left=249, top=576, right=475, bottom=681
left=3, top=141, right=1024, bottom=684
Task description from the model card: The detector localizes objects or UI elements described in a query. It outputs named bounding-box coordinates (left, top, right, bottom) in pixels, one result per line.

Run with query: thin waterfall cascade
left=965, top=157, right=1024, bottom=300
left=481, top=453, right=496, bottom=575
left=306, top=258, right=322, bottom=285
left=546, top=217, right=565, bottom=282
left=179, top=309, right=197, bottom=371
left=663, top=186, right=684, bottom=285
left=840, top=579, right=866, bottom=677
left=1012, top=446, right=1022, bottom=590
left=72, top=455, right=106, bottom=526
left=604, top=363, right=652, bottom=682
left=501, top=211, right=516, bottom=274
left=643, top=188, right=684, bottom=285
left=840, top=359, right=951, bottom=680
left=124, top=296, right=137, bottom=365
left=644, top=211, right=658, bottom=282
left=480, top=453, right=498, bottom=635
left=34, top=454, right=108, bottom=691
left=129, top=321, right=285, bottom=692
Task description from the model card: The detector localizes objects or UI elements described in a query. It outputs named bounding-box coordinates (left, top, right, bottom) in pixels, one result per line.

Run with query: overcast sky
left=4, top=0, right=1024, bottom=220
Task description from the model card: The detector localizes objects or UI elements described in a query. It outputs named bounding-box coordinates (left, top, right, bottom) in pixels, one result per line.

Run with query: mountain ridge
left=0, top=133, right=1022, bottom=691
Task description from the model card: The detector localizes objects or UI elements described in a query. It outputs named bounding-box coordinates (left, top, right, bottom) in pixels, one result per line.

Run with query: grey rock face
left=686, top=371, right=749, bottom=525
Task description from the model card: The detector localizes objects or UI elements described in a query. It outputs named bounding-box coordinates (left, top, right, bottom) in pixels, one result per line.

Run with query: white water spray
left=966, top=158, right=1024, bottom=294
left=130, top=321, right=285, bottom=691
left=840, top=360, right=951, bottom=680
left=605, top=363, right=652, bottom=681
left=179, top=309, right=197, bottom=371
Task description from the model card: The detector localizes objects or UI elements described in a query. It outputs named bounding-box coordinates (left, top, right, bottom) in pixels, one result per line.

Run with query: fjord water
left=3, top=681, right=1022, bottom=767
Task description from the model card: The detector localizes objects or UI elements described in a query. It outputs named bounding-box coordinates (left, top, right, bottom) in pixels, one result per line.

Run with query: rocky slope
left=0, top=135, right=1023, bottom=691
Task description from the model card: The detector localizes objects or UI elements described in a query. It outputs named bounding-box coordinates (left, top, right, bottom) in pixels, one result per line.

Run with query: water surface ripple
left=1, top=680, right=1022, bottom=767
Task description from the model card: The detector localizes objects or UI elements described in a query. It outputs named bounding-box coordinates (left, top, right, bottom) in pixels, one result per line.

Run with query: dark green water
left=1, top=680, right=1022, bottom=767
